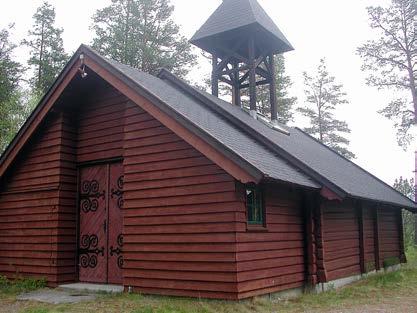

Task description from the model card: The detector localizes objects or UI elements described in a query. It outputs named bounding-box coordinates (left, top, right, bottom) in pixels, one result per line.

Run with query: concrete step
left=58, top=283, right=124, bottom=294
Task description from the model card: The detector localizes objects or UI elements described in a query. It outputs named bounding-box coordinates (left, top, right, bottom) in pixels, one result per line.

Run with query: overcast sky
left=1, top=0, right=416, bottom=186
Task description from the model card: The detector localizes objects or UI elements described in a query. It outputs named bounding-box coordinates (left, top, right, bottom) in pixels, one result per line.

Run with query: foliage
left=298, top=58, right=355, bottom=159
left=274, top=55, right=297, bottom=124
left=393, top=176, right=415, bottom=247
left=383, top=256, right=401, bottom=268
left=91, top=0, right=196, bottom=78
left=365, top=261, right=376, bottom=272
left=241, top=55, right=296, bottom=124
left=357, top=0, right=417, bottom=148
left=0, top=275, right=46, bottom=294
left=22, top=1, right=68, bottom=95
left=0, top=25, right=26, bottom=154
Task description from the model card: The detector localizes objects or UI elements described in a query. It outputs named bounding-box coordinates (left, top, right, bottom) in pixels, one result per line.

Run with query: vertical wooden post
left=232, top=61, right=241, bottom=107
left=304, top=193, right=317, bottom=288
left=269, top=54, right=277, bottom=122
left=357, top=202, right=365, bottom=273
left=374, top=206, right=381, bottom=270
left=211, top=54, right=219, bottom=97
left=315, top=198, right=328, bottom=282
left=398, top=209, right=407, bottom=263
left=248, top=37, right=257, bottom=114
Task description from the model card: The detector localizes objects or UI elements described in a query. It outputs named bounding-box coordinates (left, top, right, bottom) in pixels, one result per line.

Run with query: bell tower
left=190, top=0, right=293, bottom=123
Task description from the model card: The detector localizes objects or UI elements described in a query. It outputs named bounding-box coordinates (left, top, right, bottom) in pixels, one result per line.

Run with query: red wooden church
left=0, top=0, right=416, bottom=300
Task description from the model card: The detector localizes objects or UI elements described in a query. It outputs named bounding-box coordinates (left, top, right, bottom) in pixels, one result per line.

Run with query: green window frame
left=246, top=185, right=264, bottom=225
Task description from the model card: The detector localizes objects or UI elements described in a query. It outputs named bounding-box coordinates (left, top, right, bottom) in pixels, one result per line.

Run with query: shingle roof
left=103, top=57, right=318, bottom=189
left=97, top=48, right=415, bottom=209
left=190, top=0, right=293, bottom=54
left=1, top=45, right=415, bottom=210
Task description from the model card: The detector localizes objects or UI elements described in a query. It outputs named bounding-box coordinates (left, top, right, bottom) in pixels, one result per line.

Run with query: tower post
left=211, top=54, right=219, bottom=97
left=190, top=0, right=293, bottom=122
left=248, top=36, right=257, bottom=117
left=269, top=54, right=278, bottom=123
left=232, top=60, right=241, bottom=107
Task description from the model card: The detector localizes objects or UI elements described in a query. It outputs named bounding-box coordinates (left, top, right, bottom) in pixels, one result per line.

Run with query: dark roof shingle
left=1, top=45, right=414, bottom=210
left=190, top=0, right=293, bottom=54
left=99, top=49, right=415, bottom=209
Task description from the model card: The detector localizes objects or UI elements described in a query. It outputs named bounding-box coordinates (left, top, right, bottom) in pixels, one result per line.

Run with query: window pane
left=246, top=186, right=264, bottom=225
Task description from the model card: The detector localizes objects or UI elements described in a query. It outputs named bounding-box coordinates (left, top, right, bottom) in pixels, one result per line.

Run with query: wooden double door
left=78, top=162, right=124, bottom=284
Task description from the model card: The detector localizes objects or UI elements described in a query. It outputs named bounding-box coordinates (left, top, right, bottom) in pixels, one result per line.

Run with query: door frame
left=75, top=157, right=123, bottom=283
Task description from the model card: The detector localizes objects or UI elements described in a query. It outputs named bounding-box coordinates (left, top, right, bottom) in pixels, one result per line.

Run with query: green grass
left=0, top=275, right=46, bottom=294
left=3, top=248, right=417, bottom=313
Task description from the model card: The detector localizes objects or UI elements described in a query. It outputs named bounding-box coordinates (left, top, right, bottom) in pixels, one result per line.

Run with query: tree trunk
left=37, top=21, right=45, bottom=91
left=408, top=69, right=417, bottom=122
left=123, top=0, right=131, bottom=64
left=414, top=151, right=417, bottom=245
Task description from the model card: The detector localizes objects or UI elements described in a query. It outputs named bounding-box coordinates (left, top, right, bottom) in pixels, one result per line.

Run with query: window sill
left=246, top=224, right=268, bottom=232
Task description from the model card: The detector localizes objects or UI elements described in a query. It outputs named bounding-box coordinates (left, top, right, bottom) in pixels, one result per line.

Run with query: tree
left=393, top=176, right=415, bottom=247
left=91, top=0, right=196, bottom=78
left=241, top=55, right=296, bottom=124
left=298, top=59, right=355, bottom=159
left=22, top=1, right=68, bottom=95
left=0, top=25, right=26, bottom=153
left=357, top=0, right=416, bottom=147
left=274, top=55, right=297, bottom=125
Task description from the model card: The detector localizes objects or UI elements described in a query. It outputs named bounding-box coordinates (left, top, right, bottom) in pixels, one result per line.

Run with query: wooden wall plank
left=122, top=101, right=240, bottom=299
left=321, top=200, right=361, bottom=281
left=0, top=113, right=74, bottom=284
left=235, top=183, right=306, bottom=298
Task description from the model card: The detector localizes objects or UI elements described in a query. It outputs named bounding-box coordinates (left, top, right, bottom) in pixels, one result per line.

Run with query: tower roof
left=190, top=0, right=294, bottom=58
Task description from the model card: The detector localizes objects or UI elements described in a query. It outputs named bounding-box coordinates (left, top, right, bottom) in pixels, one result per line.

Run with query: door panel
left=108, top=163, right=124, bottom=284
left=78, top=162, right=124, bottom=284
left=78, top=165, right=107, bottom=283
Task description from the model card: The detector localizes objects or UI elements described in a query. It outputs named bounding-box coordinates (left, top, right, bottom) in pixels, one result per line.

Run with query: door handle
left=104, top=220, right=107, bottom=233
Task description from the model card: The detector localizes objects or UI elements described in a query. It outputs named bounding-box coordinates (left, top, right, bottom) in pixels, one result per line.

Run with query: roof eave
left=80, top=47, right=265, bottom=184
left=157, top=68, right=346, bottom=198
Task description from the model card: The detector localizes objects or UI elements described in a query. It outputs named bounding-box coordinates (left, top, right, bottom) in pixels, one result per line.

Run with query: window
left=246, top=185, right=264, bottom=225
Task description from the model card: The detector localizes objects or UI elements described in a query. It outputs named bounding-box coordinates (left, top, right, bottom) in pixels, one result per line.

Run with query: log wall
left=122, top=101, right=241, bottom=299
left=76, top=88, right=128, bottom=163
left=235, top=184, right=305, bottom=299
left=321, top=201, right=361, bottom=281
left=0, top=113, right=74, bottom=285
left=363, top=205, right=376, bottom=272
left=379, top=208, right=401, bottom=267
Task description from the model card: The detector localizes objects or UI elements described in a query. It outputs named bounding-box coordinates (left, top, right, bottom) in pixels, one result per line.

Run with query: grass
left=2, top=248, right=417, bottom=313
left=0, top=275, right=46, bottom=294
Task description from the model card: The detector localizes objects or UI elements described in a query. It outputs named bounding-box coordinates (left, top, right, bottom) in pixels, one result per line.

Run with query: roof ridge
left=2, top=45, right=415, bottom=210
left=295, top=127, right=417, bottom=207
left=157, top=68, right=348, bottom=197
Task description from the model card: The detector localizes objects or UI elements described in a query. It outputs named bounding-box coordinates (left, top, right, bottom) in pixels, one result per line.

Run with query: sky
left=1, top=0, right=416, bottom=186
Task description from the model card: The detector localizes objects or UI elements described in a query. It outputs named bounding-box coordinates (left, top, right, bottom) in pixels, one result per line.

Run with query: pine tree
left=298, top=59, right=355, bottom=159
left=357, top=0, right=416, bottom=147
left=0, top=25, right=25, bottom=153
left=91, top=0, right=196, bottom=78
left=22, top=1, right=67, bottom=95
left=393, top=177, right=415, bottom=247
